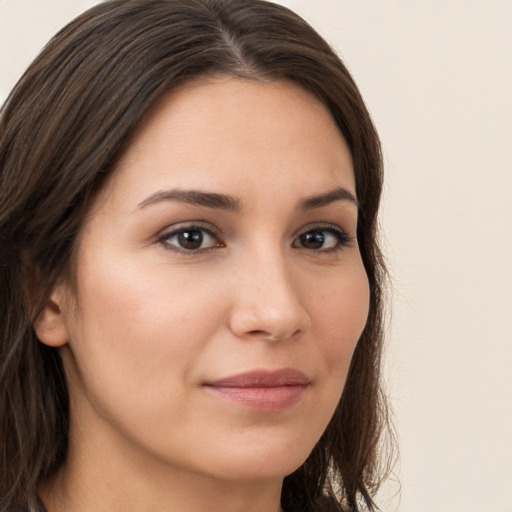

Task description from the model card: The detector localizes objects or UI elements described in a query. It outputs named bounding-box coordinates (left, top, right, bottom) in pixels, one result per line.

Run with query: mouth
left=203, top=368, right=310, bottom=412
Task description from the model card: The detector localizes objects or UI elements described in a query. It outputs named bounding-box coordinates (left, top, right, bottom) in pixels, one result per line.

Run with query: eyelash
left=157, top=223, right=353, bottom=254
left=293, top=225, right=352, bottom=253
left=158, top=223, right=223, bottom=254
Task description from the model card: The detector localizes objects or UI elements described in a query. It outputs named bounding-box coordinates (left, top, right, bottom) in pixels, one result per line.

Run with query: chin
left=199, top=434, right=316, bottom=482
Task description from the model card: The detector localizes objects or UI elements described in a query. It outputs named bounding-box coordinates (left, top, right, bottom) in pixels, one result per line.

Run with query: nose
left=228, top=251, right=311, bottom=342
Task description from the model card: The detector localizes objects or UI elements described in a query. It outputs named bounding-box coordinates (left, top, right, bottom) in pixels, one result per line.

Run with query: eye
left=159, top=225, right=223, bottom=252
left=293, top=227, right=351, bottom=252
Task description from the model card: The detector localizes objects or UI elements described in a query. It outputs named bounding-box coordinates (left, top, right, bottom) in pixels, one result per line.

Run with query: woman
left=0, top=1, right=392, bottom=511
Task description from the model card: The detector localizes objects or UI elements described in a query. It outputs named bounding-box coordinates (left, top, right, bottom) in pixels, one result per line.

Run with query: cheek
left=65, top=251, right=224, bottom=412
left=309, top=262, right=370, bottom=376
left=286, top=261, right=369, bottom=446
left=76, top=248, right=219, bottom=340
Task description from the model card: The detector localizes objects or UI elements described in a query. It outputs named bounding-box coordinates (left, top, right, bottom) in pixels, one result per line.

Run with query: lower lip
left=204, top=385, right=307, bottom=412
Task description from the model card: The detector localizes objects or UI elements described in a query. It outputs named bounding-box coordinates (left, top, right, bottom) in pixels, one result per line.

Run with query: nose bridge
left=229, top=241, right=310, bottom=341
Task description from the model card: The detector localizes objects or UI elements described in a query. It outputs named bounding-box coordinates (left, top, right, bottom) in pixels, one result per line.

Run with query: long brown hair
left=0, top=1, right=393, bottom=510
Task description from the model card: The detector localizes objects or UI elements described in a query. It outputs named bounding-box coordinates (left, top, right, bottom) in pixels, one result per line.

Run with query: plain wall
left=1, top=1, right=511, bottom=511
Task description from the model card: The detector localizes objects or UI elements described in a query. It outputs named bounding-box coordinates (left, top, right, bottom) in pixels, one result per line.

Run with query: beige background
left=1, top=1, right=511, bottom=511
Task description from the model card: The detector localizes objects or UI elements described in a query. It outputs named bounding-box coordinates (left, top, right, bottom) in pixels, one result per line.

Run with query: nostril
left=246, top=328, right=302, bottom=341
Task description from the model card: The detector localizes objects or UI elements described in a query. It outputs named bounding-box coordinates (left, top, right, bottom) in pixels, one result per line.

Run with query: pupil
left=301, top=231, right=324, bottom=249
left=178, top=230, right=203, bottom=249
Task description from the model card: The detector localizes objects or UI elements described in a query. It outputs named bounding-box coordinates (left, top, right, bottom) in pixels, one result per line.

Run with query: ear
left=33, top=286, right=70, bottom=347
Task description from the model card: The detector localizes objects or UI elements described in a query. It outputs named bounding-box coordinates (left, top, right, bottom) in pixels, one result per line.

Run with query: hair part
left=0, top=1, right=393, bottom=510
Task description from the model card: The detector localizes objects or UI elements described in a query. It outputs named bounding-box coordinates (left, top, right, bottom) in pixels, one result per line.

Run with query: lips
left=203, top=368, right=310, bottom=412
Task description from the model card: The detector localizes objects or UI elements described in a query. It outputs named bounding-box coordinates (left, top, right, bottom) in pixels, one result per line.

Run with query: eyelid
left=293, top=223, right=354, bottom=251
left=294, top=222, right=353, bottom=240
left=157, top=221, right=224, bottom=253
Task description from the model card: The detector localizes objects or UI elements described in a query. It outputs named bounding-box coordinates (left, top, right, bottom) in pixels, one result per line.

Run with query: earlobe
left=33, top=289, right=70, bottom=347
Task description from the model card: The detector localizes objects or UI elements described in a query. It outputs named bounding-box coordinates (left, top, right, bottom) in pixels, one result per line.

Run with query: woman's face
left=49, top=78, right=369, bottom=484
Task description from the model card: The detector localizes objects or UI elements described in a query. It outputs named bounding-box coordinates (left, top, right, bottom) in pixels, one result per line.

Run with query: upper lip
left=204, top=368, right=310, bottom=388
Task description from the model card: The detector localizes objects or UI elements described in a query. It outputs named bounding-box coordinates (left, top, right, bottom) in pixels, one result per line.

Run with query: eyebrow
left=299, top=187, right=358, bottom=209
left=138, top=189, right=241, bottom=211
left=137, top=186, right=357, bottom=211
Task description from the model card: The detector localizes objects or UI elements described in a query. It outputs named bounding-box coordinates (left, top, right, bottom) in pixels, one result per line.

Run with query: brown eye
left=298, top=230, right=326, bottom=249
left=177, top=230, right=204, bottom=250
left=160, top=226, right=222, bottom=252
left=294, top=227, right=350, bottom=251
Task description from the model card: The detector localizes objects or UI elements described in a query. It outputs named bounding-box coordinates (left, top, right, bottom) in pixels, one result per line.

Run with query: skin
left=36, top=77, right=370, bottom=512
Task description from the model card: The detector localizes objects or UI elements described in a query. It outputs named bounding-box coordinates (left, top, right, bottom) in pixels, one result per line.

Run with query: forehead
left=94, top=77, right=355, bottom=213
